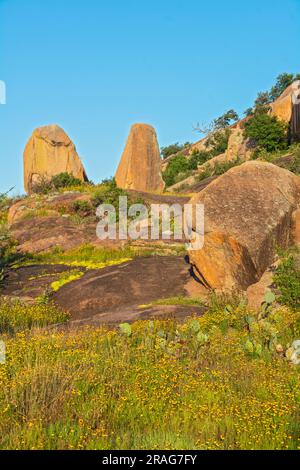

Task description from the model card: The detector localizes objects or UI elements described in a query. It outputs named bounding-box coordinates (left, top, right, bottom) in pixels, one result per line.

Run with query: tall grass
left=0, top=304, right=300, bottom=450
left=0, top=300, right=68, bottom=334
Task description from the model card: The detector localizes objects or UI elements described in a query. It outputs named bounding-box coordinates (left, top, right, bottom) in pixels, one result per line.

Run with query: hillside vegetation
left=0, top=248, right=299, bottom=450
left=0, top=300, right=299, bottom=450
left=162, top=73, right=300, bottom=189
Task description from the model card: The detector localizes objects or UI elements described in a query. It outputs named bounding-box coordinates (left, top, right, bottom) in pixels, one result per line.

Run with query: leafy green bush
left=91, top=178, right=126, bottom=209
left=274, top=254, right=300, bottom=309
left=72, top=200, right=93, bottom=216
left=161, top=142, right=190, bottom=159
left=31, top=172, right=84, bottom=194
left=205, top=128, right=232, bottom=157
left=244, top=73, right=300, bottom=116
left=51, top=172, right=83, bottom=190
left=162, top=155, right=191, bottom=186
left=30, top=176, right=53, bottom=194
left=163, top=150, right=216, bottom=187
left=0, top=222, right=17, bottom=268
left=163, top=111, right=237, bottom=187
left=212, top=109, right=239, bottom=130
left=287, top=147, right=300, bottom=175
left=188, top=150, right=211, bottom=169
left=244, top=113, right=288, bottom=153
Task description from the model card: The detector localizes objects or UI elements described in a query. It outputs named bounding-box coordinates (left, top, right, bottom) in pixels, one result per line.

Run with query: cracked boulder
left=23, top=124, right=88, bottom=193
left=187, top=161, right=300, bottom=291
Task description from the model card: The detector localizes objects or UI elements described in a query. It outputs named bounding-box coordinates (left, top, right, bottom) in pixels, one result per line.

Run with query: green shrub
left=274, top=254, right=300, bottom=309
left=161, top=142, right=190, bottom=159
left=72, top=200, right=93, bottom=216
left=162, top=155, right=190, bottom=186
left=0, top=224, right=17, bottom=268
left=163, top=116, right=235, bottom=187
left=31, top=172, right=85, bottom=194
left=205, top=128, right=232, bottom=157
left=188, top=150, right=211, bottom=169
left=51, top=172, right=83, bottom=190
left=287, top=147, right=300, bottom=175
left=244, top=113, right=288, bottom=153
left=31, top=176, right=54, bottom=195
left=91, top=178, right=126, bottom=210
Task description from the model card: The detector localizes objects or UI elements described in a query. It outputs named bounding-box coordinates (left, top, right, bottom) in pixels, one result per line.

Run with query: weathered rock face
left=246, top=268, right=275, bottom=311
left=292, top=209, right=300, bottom=246
left=187, top=161, right=300, bottom=291
left=225, top=124, right=252, bottom=161
left=270, top=81, right=300, bottom=141
left=115, top=124, right=165, bottom=192
left=7, top=192, right=90, bottom=226
left=271, top=89, right=293, bottom=123
left=23, top=125, right=88, bottom=193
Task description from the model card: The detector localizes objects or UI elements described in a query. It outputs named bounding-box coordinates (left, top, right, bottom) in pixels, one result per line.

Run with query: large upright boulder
left=270, top=81, right=300, bottom=141
left=188, top=161, right=300, bottom=291
left=23, top=124, right=88, bottom=193
left=115, top=124, right=164, bottom=192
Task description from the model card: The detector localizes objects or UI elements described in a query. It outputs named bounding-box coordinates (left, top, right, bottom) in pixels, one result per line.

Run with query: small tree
left=254, top=92, right=272, bottom=114
left=31, top=173, right=84, bottom=194
left=162, top=155, right=190, bottom=186
left=51, top=172, right=83, bottom=189
left=270, top=73, right=300, bottom=101
left=205, top=128, right=232, bottom=156
left=161, top=142, right=190, bottom=159
left=194, top=109, right=239, bottom=157
left=213, top=109, right=239, bottom=130
left=244, top=113, right=288, bottom=153
left=244, top=107, right=254, bottom=117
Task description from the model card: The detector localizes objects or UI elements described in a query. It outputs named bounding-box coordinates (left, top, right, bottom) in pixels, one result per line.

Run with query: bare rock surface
left=116, top=124, right=164, bottom=193
left=24, top=124, right=88, bottom=193
left=1, top=257, right=205, bottom=325
left=188, top=161, right=300, bottom=291
left=53, top=256, right=198, bottom=321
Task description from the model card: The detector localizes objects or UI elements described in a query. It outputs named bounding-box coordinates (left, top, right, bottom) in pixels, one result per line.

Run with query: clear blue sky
left=1, top=0, right=300, bottom=194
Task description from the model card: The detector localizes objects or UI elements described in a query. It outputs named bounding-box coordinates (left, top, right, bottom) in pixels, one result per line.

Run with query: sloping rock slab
left=10, top=216, right=114, bottom=254
left=53, top=256, right=194, bottom=320
left=1, top=264, right=83, bottom=299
